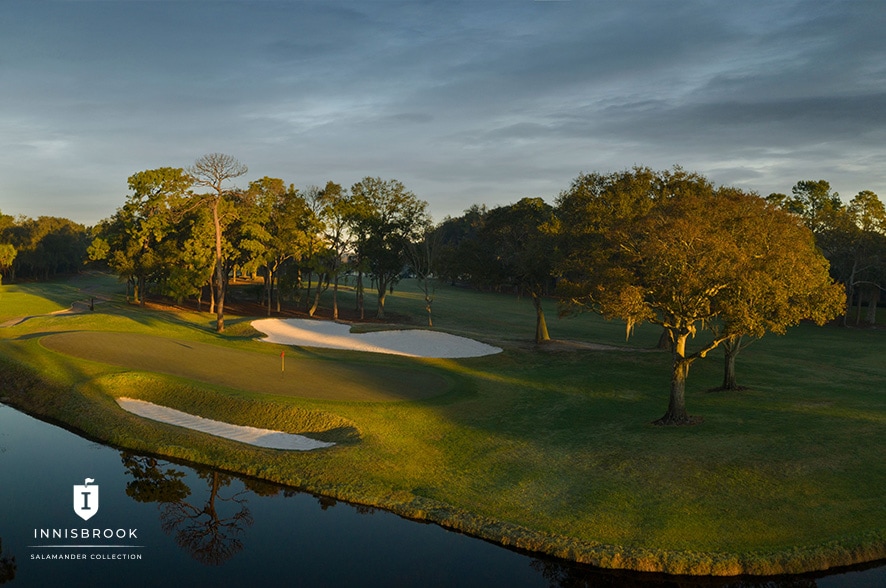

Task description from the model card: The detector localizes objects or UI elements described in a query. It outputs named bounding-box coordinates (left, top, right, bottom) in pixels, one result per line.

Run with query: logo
left=73, top=478, right=99, bottom=521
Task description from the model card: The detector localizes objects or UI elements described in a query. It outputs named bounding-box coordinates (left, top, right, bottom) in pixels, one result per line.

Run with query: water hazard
left=0, top=404, right=882, bottom=587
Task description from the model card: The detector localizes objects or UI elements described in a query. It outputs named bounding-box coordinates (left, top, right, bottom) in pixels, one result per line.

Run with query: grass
left=0, top=273, right=884, bottom=576
left=0, top=279, right=87, bottom=322
left=40, top=331, right=453, bottom=402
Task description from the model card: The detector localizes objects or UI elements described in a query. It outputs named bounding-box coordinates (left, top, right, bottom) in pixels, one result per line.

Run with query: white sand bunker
left=117, top=397, right=334, bottom=451
left=251, top=318, right=502, bottom=359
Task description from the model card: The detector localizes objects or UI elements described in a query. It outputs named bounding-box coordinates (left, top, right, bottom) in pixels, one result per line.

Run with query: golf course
left=1, top=272, right=884, bottom=576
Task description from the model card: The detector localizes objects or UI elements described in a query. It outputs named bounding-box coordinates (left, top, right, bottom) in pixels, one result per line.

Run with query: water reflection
left=1, top=404, right=881, bottom=587
left=0, top=538, right=15, bottom=585
left=116, top=449, right=878, bottom=587
left=121, top=453, right=253, bottom=566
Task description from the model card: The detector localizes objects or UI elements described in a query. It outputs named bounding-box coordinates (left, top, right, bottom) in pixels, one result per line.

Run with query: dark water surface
left=0, top=404, right=882, bottom=587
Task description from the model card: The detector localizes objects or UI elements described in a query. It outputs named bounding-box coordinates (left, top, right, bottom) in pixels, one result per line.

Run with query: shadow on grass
left=40, top=331, right=454, bottom=403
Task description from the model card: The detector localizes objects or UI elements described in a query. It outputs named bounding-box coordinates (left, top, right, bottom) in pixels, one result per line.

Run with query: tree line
left=3, top=157, right=882, bottom=425
left=0, top=212, right=89, bottom=283
left=86, top=154, right=430, bottom=332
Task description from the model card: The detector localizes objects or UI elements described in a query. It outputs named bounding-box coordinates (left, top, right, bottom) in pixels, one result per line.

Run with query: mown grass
left=0, top=279, right=86, bottom=322
left=40, top=331, right=453, bottom=402
left=0, top=273, right=883, bottom=576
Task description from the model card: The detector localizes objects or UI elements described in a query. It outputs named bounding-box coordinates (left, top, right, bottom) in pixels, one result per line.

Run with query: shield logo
left=73, top=478, right=99, bottom=521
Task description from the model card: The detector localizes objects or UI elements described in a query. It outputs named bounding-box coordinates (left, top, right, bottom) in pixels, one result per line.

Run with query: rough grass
left=0, top=273, right=884, bottom=576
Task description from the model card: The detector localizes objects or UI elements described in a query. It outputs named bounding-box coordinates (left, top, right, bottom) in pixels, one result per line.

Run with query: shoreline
left=1, top=381, right=882, bottom=578
left=0, top=280, right=882, bottom=578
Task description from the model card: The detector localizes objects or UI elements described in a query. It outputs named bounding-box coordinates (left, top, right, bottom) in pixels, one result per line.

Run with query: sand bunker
left=117, top=397, right=334, bottom=451
left=251, top=318, right=502, bottom=359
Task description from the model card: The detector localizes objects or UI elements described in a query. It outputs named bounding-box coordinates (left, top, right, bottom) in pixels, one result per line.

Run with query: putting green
left=40, top=331, right=452, bottom=402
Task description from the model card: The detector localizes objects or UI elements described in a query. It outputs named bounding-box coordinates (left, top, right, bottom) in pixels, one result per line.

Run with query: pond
left=0, top=404, right=882, bottom=587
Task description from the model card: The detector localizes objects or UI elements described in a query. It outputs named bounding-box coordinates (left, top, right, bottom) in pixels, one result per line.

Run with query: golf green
left=40, top=331, right=452, bottom=402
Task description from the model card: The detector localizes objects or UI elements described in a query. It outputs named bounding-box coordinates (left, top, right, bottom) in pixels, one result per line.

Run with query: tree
left=789, top=180, right=843, bottom=235
left=558, top=170, right=844, bottom=425
left=242, top=177, right=313, bottom=315
left=188, top=153, right=248, bottom=333
left=846, top=190, right=886, bottom=326
left=4, top=216, right=88, bottom=280
left=479, top=198, right=559, bottom=343
left=712, top=188, right=846, bottom=390
left=313, top=181, right=353, bottom=320
left=90, top=167, right=189, bottom=305
left=778, top=183, right=886, bottom=327
left=349, top=177, right=429, bottom=319
left=434, top=204, right=488, bottom=285
left=406, top=225, right=443, bottom=327
left=162, top=205, right=216, bottom=307
left=0, top=244, right=15, bottom=285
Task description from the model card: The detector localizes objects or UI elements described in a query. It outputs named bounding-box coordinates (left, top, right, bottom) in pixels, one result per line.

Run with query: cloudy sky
left=1, top=1, right=884, bottom=225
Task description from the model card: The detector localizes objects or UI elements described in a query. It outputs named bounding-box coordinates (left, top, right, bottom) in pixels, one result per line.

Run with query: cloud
left=0, top=1, right=884, bottom=224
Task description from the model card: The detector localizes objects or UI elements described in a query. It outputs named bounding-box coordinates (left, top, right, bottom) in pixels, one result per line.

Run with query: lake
left=0, top=404, right=882, bottom=587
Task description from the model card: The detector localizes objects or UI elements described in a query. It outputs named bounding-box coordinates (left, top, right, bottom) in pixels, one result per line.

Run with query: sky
left=1, top=0, right=885, bottom=226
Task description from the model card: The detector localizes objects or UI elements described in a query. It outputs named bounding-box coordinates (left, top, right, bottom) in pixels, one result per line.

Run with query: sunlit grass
left=0, top=282, right=81, bottom=322
left=1, top=272, right=883, bottom=575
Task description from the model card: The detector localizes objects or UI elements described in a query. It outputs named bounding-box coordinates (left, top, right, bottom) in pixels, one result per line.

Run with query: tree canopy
left=348, top=177, right=429, bottom=319
left=557, top=169, right=844, bottom=425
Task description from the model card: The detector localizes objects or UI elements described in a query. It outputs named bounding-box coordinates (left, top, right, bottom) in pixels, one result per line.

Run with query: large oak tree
left=558, top=169, right=844, bottom=425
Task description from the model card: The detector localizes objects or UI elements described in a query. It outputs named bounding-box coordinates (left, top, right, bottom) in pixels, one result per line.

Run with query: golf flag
left=281, top=350, right=285, bottom=373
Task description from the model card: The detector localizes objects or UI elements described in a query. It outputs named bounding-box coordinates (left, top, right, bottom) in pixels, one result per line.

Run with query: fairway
left=41, top=331, right=452, bottom=402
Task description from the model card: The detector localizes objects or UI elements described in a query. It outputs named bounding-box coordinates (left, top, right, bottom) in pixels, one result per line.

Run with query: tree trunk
left=656, top=328, right=672, bottom=351
left=855, top=287, right=864, bottom=325
left=842, top=261, right=858, bottom=327
left=211, top=199, right=225, bottom=333
left=332, top=276, right=339, bottom=320
left=309, top=278, right=323, bottom=317
left=424, top=279, right=433, bottom=328
left=655, top=331, right=695, bottom=425
left=721, top=334, right=742, bottom=390
left=531, top=292, right=550, bottom=344
left=215, top=262, right=226, bottom=333
left=266, top=266, right=273, bottom=317
left=305, top=272, right=313, bottom=313
left=137, top=274, right=146, bottom=307
left=356, top=270, right=364, bottom=320
left=865, top=287, right=879, bottom=326
left=376, top=277, right=387, bottom=320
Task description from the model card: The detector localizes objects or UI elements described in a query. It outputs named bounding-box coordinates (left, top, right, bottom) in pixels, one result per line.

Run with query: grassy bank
left=1, top=274, right=884, bottom=576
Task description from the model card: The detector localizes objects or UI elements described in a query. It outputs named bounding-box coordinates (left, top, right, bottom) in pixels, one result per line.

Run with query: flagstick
left=281, top=350, right=285, bottom=376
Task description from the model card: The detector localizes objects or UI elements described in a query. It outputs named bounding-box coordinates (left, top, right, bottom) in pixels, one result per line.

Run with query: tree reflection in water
left=121, top=454, right=190, bottom=504
left=0, top=538, right=15, bottom=585
left=121, top=453, right=254, bottom=566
